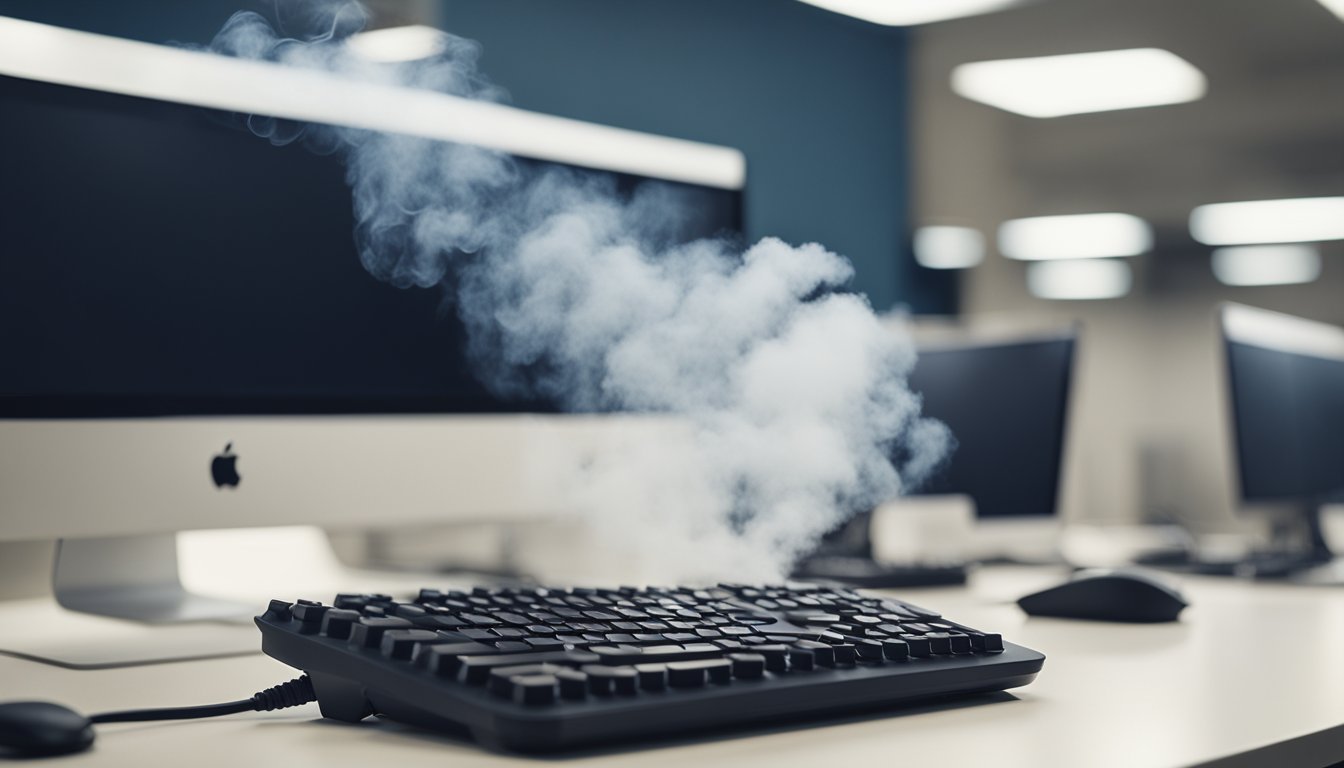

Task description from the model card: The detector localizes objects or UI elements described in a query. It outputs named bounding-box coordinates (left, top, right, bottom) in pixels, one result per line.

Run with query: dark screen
left=906, top=337, right=1074, bottom=519
left=1226, top=340, right=1344, bottom=502
left=0, top=74, right=742, bottom=417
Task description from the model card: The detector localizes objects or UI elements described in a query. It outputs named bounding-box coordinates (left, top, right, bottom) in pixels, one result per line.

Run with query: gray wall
left=0, top=0, right=949, bottom=312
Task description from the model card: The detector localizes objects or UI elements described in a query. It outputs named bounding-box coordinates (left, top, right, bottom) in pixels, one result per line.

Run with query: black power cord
left=0, top=675, right=318, bottom=757
left=90, top=675, right=317, bottom=724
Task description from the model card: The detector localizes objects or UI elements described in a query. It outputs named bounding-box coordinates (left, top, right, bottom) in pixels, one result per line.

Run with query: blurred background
left=2, top=0, right=1342, bottom=575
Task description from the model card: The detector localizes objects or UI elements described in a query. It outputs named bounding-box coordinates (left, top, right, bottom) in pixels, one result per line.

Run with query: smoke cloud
left=206, top=2, right=951, bottom=583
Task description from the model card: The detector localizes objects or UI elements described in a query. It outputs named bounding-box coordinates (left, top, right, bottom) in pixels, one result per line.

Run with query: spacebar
left=590, top=643, right=725, bottom=665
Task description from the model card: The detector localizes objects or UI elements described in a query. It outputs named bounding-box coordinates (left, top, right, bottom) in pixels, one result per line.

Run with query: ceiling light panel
left=797, top=0, right=1020, bottom=26
left=952, top=48, right=1207, bottom=118
left=1315, top=0, right=1344, bottom=22
left=1190, top=197, right=1344, bottom=246
left=1027, top=259, right=1132, bottom=300
left=346, top=25, right=447, bottom=63
left=998, top=213, right=1152, bottom=260
left=1211, top=245, right=1322, bottom=287
left=914, top=226, right=985, bottom=269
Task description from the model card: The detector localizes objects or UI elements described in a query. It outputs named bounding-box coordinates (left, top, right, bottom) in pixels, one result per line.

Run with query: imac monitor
left=1221, top=303, right=1344, bottom=568
left=0, top=17, right=745, bottom=625
left=906, top=331, right=1076, bottom=559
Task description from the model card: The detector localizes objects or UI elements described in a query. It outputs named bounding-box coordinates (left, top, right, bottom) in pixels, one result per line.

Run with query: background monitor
left=1221, top=303, right=1344, bottom=561
left=0, top=16, right=744, bottom=624
left=906, top=331, right=1076, bottom=521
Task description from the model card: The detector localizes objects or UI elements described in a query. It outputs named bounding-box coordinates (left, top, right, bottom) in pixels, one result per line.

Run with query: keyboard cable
left=0, top=675, right=318, bottom=758
left=89, top=674, right=317, bottom=723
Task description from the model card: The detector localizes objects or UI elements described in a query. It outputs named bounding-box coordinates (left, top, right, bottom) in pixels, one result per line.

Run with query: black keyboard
left=257, top=583, right=1044, bottom=752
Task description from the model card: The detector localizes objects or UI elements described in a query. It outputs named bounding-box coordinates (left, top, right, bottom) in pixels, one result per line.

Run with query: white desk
left=4, top=566, right=1343, bottom=768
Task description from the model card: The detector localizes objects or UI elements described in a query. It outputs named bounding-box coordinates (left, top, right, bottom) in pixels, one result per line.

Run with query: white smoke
left=206, top=2, right=951, bottom=583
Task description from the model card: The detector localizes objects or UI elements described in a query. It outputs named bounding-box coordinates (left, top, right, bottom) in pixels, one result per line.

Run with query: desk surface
left=4, top=566, right=1343, bottom=768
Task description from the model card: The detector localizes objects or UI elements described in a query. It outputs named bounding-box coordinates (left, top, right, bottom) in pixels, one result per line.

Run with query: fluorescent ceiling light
left=0, top=16, right=744, bottom=190
left=1027, top=260, right=1131, bottom=300
left=914, top=226, right=985, bottom=269
left=1316, top=0, right=1344, bottom=22
left=952, top=48, right=1206, bottom=118
left=1189, top=197, right=1344, bottom=246
left=998, top=213, right=1151, bottom=260
left=797, top=0, right=1019, bottom=26
left=1211, top=245, right=1321, bottom=287
left=346, top=25, right=446, bottom=63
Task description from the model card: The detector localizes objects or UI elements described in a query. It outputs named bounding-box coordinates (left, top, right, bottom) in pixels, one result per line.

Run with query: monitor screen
left=0, top=73, right=742, bottom=418
left=905, top=335, right=1074, bottom=519
left=1223, top=305, right=1344, bottom=503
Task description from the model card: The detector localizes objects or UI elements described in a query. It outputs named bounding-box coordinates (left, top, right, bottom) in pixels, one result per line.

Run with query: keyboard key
left=901, top=634, right=932, bottom=657
left=832, top=644, right=857, bottom=665
left=350, top=617, right=413, bottom=649
left=853, top=638, right=885, bottom=661
left=582, top=665, right=637, bottom=695
left=591, top=643, right=723, bottom=666
left=925, top=632, right=952, bottom=655
left=793, top=640, right=834, bottom=667
left=414, top=642, right=501, bottom=675
left=320, top=609, right=360, bottom=640
left=380, top=629, right=439, bottom=660
left=488, top=664, right=563, bottom=697
left=728, top=653, right=765, bottom=679
left=394, top=604, right=427, bottom=620
left=882, top=639, right=910, bottom=661
left=788, top=646, right=816, bottom=671
left=264, top=599, right=293, bottom=621
left=785, top=612, right=842, bottom=625
left=667, top=659, right=731, bottom=687
left=457, top=651, right=600, bottom=684
left=634, top=663, right=667, bottom=690
left=948, top=632, right=972, bottom=654
left=292, top=601, right=328, bottom=624
left=555, top=669, right=587, bottom=699
left=754, top=644, right=789, bottom=671
left=512, top=675, right=557, bottom=706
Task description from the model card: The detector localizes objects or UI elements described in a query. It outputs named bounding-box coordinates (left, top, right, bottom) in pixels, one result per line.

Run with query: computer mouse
left=1016, top=569, right=1188, bottom=623
left=0, top=701, right=95, bottom=757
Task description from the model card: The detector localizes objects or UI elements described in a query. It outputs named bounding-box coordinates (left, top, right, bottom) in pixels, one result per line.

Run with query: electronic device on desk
left=0, top=582, right=1045, bottom=757
left=1017, top=568, right=1188, bottom=623
left=910, top=329, right=1077, bottom=563
left=795, top=329, right=1077, bottom=587
left=0, top=16, right=743, bottom=666
left=1153, top=304, right=1344, bottom=584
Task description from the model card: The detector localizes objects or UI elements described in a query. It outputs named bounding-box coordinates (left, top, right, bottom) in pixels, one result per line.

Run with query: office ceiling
left=914, top=0, right=1344, bottom=231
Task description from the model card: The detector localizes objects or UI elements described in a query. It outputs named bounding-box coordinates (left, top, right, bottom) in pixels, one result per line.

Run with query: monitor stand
left=0, top=534, right=261, bottom=669
left=53, top=534, right=254, bottom=623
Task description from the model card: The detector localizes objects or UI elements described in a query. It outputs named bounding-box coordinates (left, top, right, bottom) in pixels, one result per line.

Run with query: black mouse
left=0, top=701, right=95, bottom=757
left=1017, top=569, right=1188, bottom=623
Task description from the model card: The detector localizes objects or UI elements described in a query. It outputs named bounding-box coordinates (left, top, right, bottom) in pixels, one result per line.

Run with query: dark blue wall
left=0, top=0, right=952, bottom=312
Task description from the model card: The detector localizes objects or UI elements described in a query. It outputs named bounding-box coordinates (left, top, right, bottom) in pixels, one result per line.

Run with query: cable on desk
left=89, top=675, right=316, bottom=724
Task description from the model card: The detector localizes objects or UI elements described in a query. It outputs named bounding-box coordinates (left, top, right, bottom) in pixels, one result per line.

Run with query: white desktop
left=0, top=14, right=739, bottom=659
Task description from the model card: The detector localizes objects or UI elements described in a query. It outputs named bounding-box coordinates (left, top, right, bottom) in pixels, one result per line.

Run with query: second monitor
left=904, top=328, right=1077, bottom=562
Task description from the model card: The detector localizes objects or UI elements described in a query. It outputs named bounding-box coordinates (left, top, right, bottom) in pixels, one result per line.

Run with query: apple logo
left=211, top=443, right=241, bottom=489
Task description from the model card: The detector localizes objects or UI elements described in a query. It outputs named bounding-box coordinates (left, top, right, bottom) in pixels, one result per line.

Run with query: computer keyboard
left=257, top=583, right=1044, bottom=752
